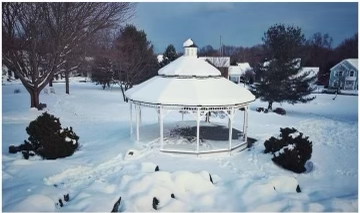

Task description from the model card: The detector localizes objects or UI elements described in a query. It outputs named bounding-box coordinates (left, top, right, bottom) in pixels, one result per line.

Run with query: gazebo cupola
left=183, top=38, right=198, bottom=57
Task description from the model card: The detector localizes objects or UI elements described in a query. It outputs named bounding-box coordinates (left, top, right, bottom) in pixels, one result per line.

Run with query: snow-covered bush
left=273, top=107, right=286, bottom=115
left=264, top=127, right=312, bottom=173
left=9, top=112, right=79, bottom=159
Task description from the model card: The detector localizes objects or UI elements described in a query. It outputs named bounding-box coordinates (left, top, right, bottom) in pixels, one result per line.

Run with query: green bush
left=264, top=127, right=312, bottom=173
left=9, top=112, right=79, bottom=159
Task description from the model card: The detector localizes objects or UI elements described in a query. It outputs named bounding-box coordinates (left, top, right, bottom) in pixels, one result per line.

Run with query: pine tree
left=251, top=24, right=316, bottom=110
left=91, top=55, right=113, bottom=89
left=113, top=24, right=158, bottom=101
left=160, top=44, right=178, bottom=67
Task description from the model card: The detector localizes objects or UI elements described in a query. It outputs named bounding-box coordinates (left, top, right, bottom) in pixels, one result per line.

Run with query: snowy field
left=2, top=78, right=358, bottom=212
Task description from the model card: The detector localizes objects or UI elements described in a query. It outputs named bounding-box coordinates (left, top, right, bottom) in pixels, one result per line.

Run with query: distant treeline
left=196, top=33, right=358, bottom=86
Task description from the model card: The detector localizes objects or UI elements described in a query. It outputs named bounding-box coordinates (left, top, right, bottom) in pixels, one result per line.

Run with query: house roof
left=228, top=62, right=252, bottom=76
left=330, top=58, right=358, bottom=71
left=198, top=57, right=230, bottom=68
left=345, top=59, right=358, bottom=70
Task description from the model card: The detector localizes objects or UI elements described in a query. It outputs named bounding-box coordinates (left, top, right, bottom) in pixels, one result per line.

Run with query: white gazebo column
left=244, top=106, right=249, bottom=147
left=139, top=107, right=142, bottom=125
left=243, top=107, right=246, bottom=135
left=160, top=106, right=164, bottom=149
left=196, top=109, right=200, bottom=153
left=130, top=102, right=133, bottom=135
left=136, top=104, right=140, bottom=142
left=228, top=108, right=233, bottom=152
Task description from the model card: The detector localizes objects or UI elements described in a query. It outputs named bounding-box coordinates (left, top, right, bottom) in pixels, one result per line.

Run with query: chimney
left=183, top=38, right=198, bottom=57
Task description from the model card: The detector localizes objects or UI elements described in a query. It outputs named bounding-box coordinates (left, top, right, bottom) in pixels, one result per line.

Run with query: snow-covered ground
left=2, top=78, right=358, bottom=212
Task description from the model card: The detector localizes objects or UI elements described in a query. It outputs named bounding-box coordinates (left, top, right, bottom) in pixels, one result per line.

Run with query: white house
left=228, top=62, right=253, bottom=84
left=328, top=58, right=358, bottom=90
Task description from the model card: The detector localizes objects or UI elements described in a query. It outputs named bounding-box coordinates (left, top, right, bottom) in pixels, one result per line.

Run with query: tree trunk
left=49, top=78, right=53, bottom=87
left=268, top=101, right=273, bottom=111
left=205, top=112, right=211, bottom=123
left=65, top=71, right=70, bottom=94
left=120, top=84, right=127, bottom=102
left=29, top=89, right=40, bottom=109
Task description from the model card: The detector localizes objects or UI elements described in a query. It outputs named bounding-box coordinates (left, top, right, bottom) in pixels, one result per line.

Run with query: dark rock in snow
left=64, top=194, right=69, bottom=202
left=209, top=173, right=213, bottom=184
left=155, top=166, right=159, bottom=172
left=152, top=197, right=159, bottom=210
left=128, top=151, right=133, bottom=156
left=256, top=107, right=264, bottom=112
left=111, top=196, right=121, bottom=212
left=58, top=199, right=63, bottom=207
left=296, top=185, right=301, bottom=193
left=171, top=193, right=175, bottom=199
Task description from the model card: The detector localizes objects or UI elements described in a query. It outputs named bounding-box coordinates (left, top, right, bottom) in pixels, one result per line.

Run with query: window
left=336, top=70, right=343, bottom=77
left=350, top=70, right=355, bottom=77
left=333, top=81, right=338, bottom=87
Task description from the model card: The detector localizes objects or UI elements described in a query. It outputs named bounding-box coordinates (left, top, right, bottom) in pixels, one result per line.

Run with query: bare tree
left=2, top=2, right=135, bottom=109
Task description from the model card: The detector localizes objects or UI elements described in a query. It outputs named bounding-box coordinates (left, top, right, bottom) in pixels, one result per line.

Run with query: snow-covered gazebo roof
left=125, top=38, right=256, bottom=155
left=126, top=38, right=255, bottom=107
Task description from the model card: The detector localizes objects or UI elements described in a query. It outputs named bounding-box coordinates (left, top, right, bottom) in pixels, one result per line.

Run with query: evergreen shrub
left=9, top=112, right=79, bottom=159
left=273, top=107, right=286, bottom=115
left=264, top=127, right=312, bottom=173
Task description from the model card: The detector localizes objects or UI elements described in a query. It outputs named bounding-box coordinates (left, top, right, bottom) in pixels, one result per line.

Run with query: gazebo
left=125, top=38, right=255, bottom=155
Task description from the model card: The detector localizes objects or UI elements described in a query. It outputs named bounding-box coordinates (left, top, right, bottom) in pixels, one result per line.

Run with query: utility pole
left=220, top=35, right=222, bottom=56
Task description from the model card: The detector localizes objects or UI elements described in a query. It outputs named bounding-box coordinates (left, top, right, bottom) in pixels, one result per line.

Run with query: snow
left=2, top=78, right=358, bottom=212
left=158, top=55, right=221, bottom=76
left=183, top=38, right=194, bottom=47
left=157, top=54, right=164, bottom=63
left=198, top=57, right=230, bottom=67
left=125, top=76, right=255, bottom=106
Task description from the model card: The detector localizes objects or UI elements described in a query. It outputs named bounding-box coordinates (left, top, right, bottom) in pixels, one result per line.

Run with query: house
left=198, top=56, right=230, bottom=78
left=328, top=58, right=358, bottom=90
left=228, top=62, right=254, bottom=84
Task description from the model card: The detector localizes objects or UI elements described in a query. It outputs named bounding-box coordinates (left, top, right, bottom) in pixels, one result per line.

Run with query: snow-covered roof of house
left=330, top=58, right=358, bottom=71
left=346, top=59, right=358, bottom=70
left=125, top=38, right=255, bottom=107
left=198, top=57, right=230, bottom=68
left=228, top=63, right=252, bottom=76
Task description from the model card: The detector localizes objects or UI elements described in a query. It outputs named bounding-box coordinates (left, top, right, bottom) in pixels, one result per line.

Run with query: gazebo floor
left=134, top=120, right=256, bottom=154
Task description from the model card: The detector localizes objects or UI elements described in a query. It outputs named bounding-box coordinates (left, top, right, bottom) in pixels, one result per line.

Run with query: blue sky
left=130, top=2, right=358, bottom=54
